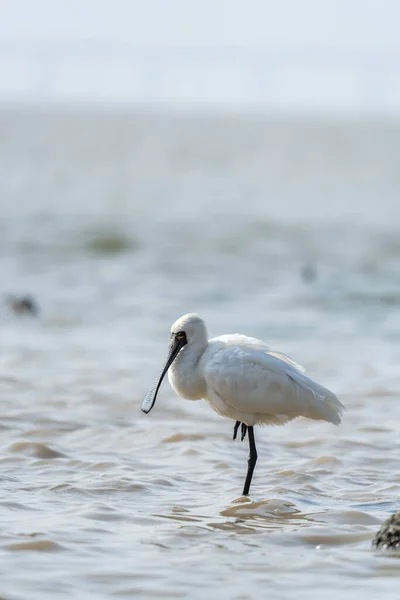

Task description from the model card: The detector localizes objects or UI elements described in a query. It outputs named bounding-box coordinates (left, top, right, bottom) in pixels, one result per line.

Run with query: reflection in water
left=214, top=497, right=316, bottom=533
left=220, top=497, right=302, bottom=519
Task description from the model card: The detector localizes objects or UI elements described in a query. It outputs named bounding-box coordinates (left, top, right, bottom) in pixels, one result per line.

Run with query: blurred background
left=2, top=0, right=400, bottom=111
left=1, top=1, right=400, bottom=598
left=1, top=0, right=399, bottom=322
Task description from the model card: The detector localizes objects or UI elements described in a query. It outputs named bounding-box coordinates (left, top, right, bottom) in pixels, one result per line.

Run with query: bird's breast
left=168, top=352, right=206, bottom=401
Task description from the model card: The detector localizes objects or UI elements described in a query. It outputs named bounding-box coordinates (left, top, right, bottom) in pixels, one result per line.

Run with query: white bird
left=142, top=313, right=344, bottom=496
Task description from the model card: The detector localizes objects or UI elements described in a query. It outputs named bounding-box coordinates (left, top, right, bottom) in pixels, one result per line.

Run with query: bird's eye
left=176, top=331, right=186, bottom=341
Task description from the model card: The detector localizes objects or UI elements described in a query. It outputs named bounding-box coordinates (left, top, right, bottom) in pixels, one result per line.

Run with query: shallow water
left=1, top=107, right=400, bottom=598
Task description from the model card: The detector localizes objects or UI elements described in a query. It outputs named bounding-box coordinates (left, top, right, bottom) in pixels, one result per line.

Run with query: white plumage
left=142, top=313, right=344, bottom=495
left=167, top=314, right=343, bottom=426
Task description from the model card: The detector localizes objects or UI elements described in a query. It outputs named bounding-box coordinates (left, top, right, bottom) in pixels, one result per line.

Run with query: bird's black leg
left=233, top=421, right=240, bottom=440
left=241, top=423, right=247, bottom=441
left=242, top=426, right=257, bottom=496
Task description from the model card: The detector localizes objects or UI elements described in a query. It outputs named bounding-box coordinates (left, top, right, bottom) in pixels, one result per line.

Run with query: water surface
left=0, top=108, right=400, bottom=599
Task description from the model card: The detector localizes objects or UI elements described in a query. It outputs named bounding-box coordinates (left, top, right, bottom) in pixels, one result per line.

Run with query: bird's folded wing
left=211, top=334, right=306, bottom=373
left=204, top=346, right=343, bottom=424
left=264, top=350, right=306, bottom=373
left=204, top=346, right=303, bottom=415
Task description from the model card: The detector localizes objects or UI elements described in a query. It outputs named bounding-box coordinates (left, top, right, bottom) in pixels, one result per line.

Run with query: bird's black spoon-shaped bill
left=141, top=335, right=185, bottom=414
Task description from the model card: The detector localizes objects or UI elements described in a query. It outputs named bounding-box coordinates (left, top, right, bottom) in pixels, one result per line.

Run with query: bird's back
left=202, top=335, right=343, bottom=427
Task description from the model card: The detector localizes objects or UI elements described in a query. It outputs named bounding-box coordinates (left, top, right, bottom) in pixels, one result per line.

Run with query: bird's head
left=141, top=313, right=207, bottom=414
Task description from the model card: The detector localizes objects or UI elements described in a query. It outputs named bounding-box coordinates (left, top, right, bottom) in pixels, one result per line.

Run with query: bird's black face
left=141, top=331, right=187, bottom=414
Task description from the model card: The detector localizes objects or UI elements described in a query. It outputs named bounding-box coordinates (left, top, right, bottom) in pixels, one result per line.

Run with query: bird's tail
left=287, top=371, right=344, bottom=425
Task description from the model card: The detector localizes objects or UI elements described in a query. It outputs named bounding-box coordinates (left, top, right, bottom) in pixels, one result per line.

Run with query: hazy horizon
left=1, top=0, right=400, bottom=111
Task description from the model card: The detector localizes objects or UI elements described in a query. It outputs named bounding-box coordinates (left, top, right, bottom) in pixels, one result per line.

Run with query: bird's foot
left=233, top=421, right=248, bottom=441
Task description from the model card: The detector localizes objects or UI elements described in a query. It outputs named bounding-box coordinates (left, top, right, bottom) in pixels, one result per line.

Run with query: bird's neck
left=168, top=341, right=207, bottom=400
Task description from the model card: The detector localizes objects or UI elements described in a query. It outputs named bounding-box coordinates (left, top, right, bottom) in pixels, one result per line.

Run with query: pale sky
left=1, top=0, right=399, bottom=110
left=1, top=0, right=399, bottom=49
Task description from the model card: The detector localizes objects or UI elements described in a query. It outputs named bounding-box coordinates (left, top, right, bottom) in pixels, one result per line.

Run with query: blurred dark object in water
left=85, top=231, right=135, bottom=255
left=373, top=511, right=400, bottom=550
left=7, top=295, right=39, bottom=317
left=300, top=264, right=317, bottom=284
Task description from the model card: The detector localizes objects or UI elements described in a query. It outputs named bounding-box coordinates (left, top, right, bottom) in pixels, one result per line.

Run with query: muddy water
left=1, top=108, right=400, bottom=599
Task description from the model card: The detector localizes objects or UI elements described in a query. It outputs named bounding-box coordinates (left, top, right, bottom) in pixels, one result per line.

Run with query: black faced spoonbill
left=141, top=313, right=343, bottom=496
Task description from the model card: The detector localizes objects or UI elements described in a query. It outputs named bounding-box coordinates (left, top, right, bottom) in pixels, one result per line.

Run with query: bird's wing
left=204, top=345, right=343, bottom=425
left=210, top=334, right=306, bottom=373
left=264, top=350, right=306, bottom=374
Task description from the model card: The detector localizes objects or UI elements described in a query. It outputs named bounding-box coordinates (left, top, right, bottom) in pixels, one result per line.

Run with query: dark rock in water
left=373, top=511, right=400, bottom=549
left=7, top=295, right=39, bottom=317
